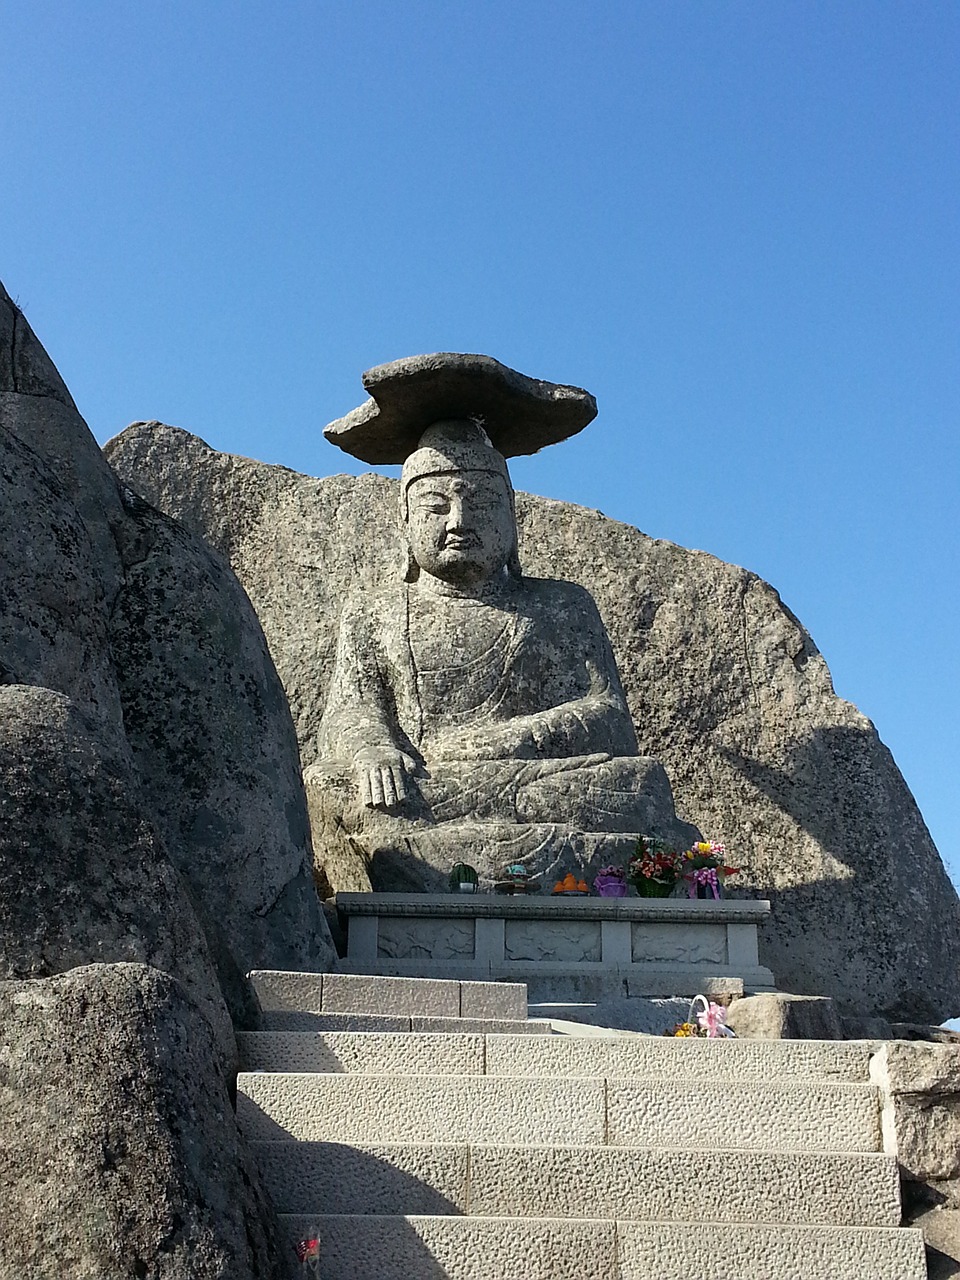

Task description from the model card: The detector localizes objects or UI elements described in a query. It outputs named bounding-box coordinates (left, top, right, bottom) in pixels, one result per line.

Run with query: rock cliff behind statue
left=106, top=411, right=960, bottom=1025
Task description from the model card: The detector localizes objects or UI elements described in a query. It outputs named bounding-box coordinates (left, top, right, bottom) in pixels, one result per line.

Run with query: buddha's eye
left=417, top=495, right=450, bottom=515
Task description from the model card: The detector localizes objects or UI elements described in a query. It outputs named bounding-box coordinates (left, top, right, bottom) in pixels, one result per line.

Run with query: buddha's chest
left=406, top=594, right=529, bottom=718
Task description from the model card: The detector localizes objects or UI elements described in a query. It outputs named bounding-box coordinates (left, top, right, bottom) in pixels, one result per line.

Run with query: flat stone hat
left=323, top=352, right=597, bottom=464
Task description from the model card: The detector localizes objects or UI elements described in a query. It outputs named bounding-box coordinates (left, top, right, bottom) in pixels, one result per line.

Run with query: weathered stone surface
left=726, top=993, right=844, bottom=1041
left=324, top=351, right=598, bottom=464
left=0, top=283, right=337, bottom=1277
left=0, top=420, right=123, bottom=729
left=309, top=418, right=696, bottom=887
left=0, top=963, right=285, bottom=1280
left=0, top=684, right=233, bottom=1063
left=108, top=484, right=334, bottom=1004
left=880, top=1042, right=960, bottom=1096
left=103, top=423, right=960, bottom=1023
left=0, top=284, right=334, bottom=1012
left=1, top=284, right=125, bottom=601
left=873, top=1042, right=960, bottom=1183
left=907, top=1207, right=960, bottom=1280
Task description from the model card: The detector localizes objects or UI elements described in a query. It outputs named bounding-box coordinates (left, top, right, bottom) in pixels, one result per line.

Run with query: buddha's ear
left=506, top=486, right=523, bottom=580
left=397, top=499, right=418, bottom=581
left=401, top=542, right=419, bottom=582
left=507, top=545, right=523, bottom=580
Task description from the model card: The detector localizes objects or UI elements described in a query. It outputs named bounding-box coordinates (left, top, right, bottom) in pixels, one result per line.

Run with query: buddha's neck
left=414, top=571, right=513, bottom=602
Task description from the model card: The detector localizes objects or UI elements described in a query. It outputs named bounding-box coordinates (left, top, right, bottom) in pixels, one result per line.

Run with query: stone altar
left=305, top=354, right=697, bottom=890
left=334, top=892, right=776, bottom=1000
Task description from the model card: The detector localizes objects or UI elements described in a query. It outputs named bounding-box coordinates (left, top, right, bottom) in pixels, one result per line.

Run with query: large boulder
left=108, top=484, right=332, bottom=1008
left=0, top=684, right=233, bottom=1064
left=0, top=281, right=334, bottom=1276
left=0, top=282, right=335, bottom=1004
left=0, top=963, right=285, bottom=1280
left=105, top=422, right=960, bottom=1022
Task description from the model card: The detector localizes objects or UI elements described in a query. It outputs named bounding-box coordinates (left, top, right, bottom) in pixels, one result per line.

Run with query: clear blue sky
left=3, top=2, right=958, bottom=883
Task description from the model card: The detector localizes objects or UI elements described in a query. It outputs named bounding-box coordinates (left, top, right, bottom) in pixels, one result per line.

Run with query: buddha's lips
left=442, top=532, right=481, bottom=550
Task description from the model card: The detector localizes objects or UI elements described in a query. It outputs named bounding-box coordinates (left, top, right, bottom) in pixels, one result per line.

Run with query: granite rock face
left=0, top=685, right=234, bottom=1065
left=0, top=964, right=285, bottom=1280
left=0, top=282, right=335, bottom=1008
left=105, top=422, right=960, bottom=1022
left=109, top=484, right=332, bottom=1010
left=0, top=282, right=333, bottom=1276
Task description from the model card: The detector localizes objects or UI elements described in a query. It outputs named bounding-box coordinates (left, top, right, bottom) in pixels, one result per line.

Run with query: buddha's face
left=405, top=470, right=515, bottom=587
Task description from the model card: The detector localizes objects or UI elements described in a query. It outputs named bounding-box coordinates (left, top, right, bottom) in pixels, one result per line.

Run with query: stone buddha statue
left=306, top=354, right=696, bottom=891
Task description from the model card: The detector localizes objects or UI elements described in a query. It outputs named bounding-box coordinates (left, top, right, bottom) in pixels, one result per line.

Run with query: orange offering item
left=553, top=871, right=588, bottom=895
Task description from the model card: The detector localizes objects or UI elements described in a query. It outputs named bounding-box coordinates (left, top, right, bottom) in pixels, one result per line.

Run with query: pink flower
left=696, top=1001, right=728, bottom=1038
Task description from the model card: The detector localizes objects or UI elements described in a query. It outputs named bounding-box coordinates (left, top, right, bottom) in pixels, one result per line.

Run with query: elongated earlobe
left=402, top=544, right=419, bottom=582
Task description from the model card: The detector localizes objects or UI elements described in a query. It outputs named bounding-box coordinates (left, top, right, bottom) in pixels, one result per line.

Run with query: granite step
left=238, top=1028, right=874, bottom=1081
left=254, top=1010, right=552, bottom=1034
left=249, top=969, right=526, bottom=1021
left=237, top=1072, right=882, bottom=1151
left=252, top=1139, right=903, bottom=1227
left=274, top=1215, right=927, bottom=1280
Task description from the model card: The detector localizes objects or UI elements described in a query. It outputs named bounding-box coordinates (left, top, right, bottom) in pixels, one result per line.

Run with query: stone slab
left=254, top=1141, right=469, bottom=1215
left=617, top=1222, right=926, bottom=1280
left=250, top=969, right=324, bottom=1013
left=726, top=993, right=844, bottom=1040
left=256, top=1141, right=901, bottom=1227
left=465, top=1145, right=901, bottom=1227
left=238, top=1031, right=485, bottom=1075
left=410, top=1016, right=551, bottom=1035
left=459, top=980, right=526, bottom=1020
left=252, top=970, right=530, bottom=1019
left=320, top=973, right=461, bottom=1016
left=241, top=1028, right=874, bottom=1080
left=277, top=1214, right=618, bottom=1280
left=237, top=1074, right=606, bottom=1145
left=255, top=1010, right=552, bottom=1034
left=335, top=893, right=772, bottom=923
left=484, top=1034, right=875, bottom=1083
left=274, top=1216, right=924, bottom=1280
left=605, top=1079, right=881, bottom=1153
left=257, top=1010, right=412, bottom=1033
left=334, top=958, right=775, bottom=994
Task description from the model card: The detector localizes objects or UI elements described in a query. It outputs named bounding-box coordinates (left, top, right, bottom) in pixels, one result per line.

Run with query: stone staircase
left=239, top=971, right=927, bottom=1279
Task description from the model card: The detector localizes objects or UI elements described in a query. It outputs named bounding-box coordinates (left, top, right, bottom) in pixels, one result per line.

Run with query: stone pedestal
left=333, top=893, right=776, bottom=1000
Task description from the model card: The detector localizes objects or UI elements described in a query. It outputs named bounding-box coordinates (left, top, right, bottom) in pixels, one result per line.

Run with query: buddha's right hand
left=353, top=747, right=420, bottom=810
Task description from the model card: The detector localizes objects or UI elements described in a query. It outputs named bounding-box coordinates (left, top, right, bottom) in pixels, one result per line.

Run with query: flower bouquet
left=593, top=865, right=628, bottom=897
left=664, top=994, right=736, bottom=1038
left=682, top=841, right=739, bottom=900
left=627, top=837, right=683, bottom=897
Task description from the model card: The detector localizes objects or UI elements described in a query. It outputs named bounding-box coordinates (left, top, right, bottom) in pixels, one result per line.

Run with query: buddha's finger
left=368, top=768, right=386, bottom=808
left=381, top=767, right=400, bottom=808
left=390, top=766, right=408, bottom=803
left=399, top=752, right=419, bottom=777
left=360, top=769, right=374, bottom=808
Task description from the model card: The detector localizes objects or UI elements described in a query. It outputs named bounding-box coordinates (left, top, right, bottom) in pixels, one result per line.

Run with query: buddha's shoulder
left=337, top=584, right=407, bottom=626
left=518, top=576, right=603, bottom=617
